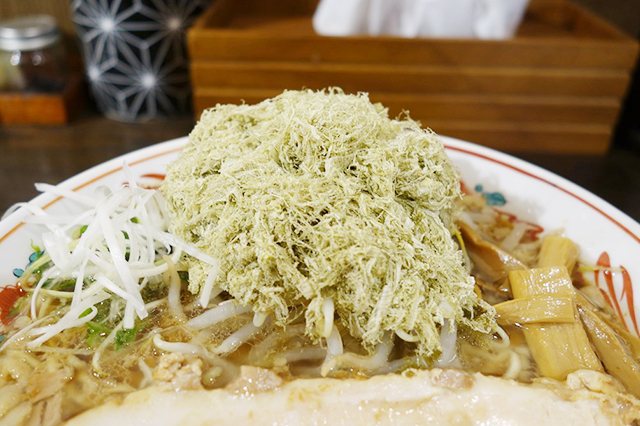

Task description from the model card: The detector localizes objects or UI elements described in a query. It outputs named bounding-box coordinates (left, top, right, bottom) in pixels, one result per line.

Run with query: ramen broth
left=0, top=191, right=551, bottom=425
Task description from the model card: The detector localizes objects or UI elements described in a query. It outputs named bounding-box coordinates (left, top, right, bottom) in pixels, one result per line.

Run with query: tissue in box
left=313, top=0, right=530, bottom=39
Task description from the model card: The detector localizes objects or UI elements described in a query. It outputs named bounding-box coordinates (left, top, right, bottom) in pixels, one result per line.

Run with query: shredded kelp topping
left=162, top=89, right=496, bottom=358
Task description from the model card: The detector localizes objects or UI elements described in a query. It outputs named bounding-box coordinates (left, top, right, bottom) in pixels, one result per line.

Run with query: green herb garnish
left=114, top=327, right=138, bottom=351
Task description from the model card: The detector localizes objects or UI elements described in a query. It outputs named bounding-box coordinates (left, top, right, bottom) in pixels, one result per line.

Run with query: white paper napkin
left=313, top=0, right=530, bottom=39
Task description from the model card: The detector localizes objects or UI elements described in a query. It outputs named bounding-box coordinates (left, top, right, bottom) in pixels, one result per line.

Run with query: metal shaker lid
left=0, top=15, right=61, bottom=51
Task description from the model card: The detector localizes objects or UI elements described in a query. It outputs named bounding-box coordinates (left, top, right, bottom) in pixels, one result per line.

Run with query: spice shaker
left=0, top=15, right=67, bottom=93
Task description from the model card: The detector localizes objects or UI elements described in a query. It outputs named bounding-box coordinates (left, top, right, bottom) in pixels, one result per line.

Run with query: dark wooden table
left=1, top=114, right=640, bottom=223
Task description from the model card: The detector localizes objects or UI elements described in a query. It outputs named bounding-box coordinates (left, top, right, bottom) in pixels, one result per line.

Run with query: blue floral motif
left=474, top=184, right=506, bottom=206
left=29, top=251, right=43, bottom=264
left=13, top=248, right=44, bottom=278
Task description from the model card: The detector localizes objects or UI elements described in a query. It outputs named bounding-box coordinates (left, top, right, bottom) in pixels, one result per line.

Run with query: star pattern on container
left=70, top=0, right=210, bottom=121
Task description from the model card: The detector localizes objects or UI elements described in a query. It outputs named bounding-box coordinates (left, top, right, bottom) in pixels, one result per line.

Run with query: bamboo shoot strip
left=578, top=304, right=640, bottom=398
left=596, top=308, right=640, bottom=360
left=538, top=236, right=579, bottom=272
left=576, top=289, right=640, bottom=360
left=458, top=221, right=526, bottom=283
left=509, top=267, right=602, bottom=380
left=494, top=295, right=575, bottom=326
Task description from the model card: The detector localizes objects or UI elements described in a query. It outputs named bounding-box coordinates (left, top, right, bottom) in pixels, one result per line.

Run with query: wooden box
left=0, top=75, right=84, bottom=125
left=187, top=0, right=639, bottom=154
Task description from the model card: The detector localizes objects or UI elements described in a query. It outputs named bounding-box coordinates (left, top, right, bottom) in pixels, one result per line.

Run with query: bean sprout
left=186, top=300, right=252, bottom=330
left=164, top=255, right=187, bottom=322
left=213, top=320, right=264, bottom=355
left=321, top=298, right=334, bottom=338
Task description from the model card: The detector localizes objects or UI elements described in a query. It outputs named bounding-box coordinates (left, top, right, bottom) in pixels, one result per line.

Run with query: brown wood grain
left=424, top=120, right=611, bottom=154
left=193, top=94, right=610, bottom=154
left=188, top=30, right=638, bottom=70
left=191, top=61, right=631, bottom=98
left=187, top=0, right=638, bottom=154
left=194, top=88, right=621, bottom=124
left=0, top=76, right=83, bottom=125
left=188, top=0, right=639, bottom=70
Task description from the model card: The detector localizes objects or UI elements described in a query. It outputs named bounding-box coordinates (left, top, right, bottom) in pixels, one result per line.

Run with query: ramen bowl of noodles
left=1, top=90, right=639, bottom=426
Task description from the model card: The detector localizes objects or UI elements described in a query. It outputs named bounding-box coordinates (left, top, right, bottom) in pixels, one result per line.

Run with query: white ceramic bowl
left=1, top=136, right=639, bottom=337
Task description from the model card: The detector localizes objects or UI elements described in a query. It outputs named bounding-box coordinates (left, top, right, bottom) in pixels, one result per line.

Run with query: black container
left=70, top=0, right=211, bottom=121
left=614, top=30, right=640, bottom=151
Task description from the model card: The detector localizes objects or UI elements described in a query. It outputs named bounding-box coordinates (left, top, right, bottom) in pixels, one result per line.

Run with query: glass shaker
left=0, top=15, right=67, bottom=93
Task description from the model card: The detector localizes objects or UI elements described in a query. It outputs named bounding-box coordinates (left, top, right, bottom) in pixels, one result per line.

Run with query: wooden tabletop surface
left=1, top=114, right=640, bottom=224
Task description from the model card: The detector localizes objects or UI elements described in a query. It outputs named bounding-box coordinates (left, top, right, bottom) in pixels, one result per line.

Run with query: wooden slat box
left=0, top=75, right=83, bottom=125
left=187, top=0, right=639, bottom=154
